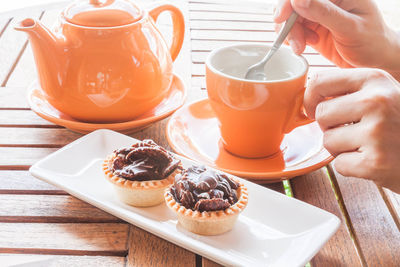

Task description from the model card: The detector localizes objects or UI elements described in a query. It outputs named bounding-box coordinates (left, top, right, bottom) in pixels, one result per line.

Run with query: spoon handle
left=272, top=12, right=298, bottom=52
left=244, top=12, right=299, bottom=80
left=255, top=12, right=298, bottom=68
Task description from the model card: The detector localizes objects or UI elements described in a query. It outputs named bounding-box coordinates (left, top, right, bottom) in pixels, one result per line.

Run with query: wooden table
left=0, top=0, right=399, bottom=266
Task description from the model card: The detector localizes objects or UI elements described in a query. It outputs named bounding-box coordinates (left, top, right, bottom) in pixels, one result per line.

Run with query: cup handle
left=149, top=3, right=185, bottom=61
left=283, top=89, right=314, bottom=133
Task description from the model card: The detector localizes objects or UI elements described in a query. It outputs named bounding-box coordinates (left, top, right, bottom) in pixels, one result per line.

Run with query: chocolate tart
left=103, top=139, right=181, bottom=207
left=165, top=165, right=248, bottom=235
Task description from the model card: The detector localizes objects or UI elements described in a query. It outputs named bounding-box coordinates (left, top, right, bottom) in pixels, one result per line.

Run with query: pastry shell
left=165, top=181, right=248, bottom=235
left=103, top=155, right=180, bottom=207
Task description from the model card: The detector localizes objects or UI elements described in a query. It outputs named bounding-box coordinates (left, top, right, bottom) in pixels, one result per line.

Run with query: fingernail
left=288, top=39, right=301, bottom=54
left=296, top=0, right=311, bottom=8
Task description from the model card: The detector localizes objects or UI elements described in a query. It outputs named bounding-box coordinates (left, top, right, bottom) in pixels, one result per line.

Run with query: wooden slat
left=190, top=0, right=273, bottom=6
left=0, top=86, right=212, bottom=117
left=192, top=63, right=336, bottom=76
left=0, top=223, right=128, bottom=255
left=290, top=168, right=363, bottom=266
left=126, top=225, right=196, bottom=266
left=0, top=255, right=125, bottom=267
left=0, top=18, right=11, bottom=39
left=202, top=258, right=222, bottom=267
left=191, top=63, right=206, bottom=76
left=0, top=170, right=64, bottom=194
left=0, top=110, right=55, bottom=126
left=192, top=76, right=206, bottom=89
left=263, top=182, right=285, bottom=194
left=190, top=20, right=274, bottom=31
left=189, top=3, right=272, bottom=14
left=383, top=188, right=400, bottom=226
left=0, top=147, right=58, bottom=168
left=0, top=11, right=42, bottom=86
left=0, top=194, right=120, bottom=223
left=191, top=51, right=335, bottom=66
left=309, top=66, right=339, bottom=73
left=191, top=40, right=318, bottom=54
left=127, top=122, right=168, bottom=150
left=183, top=86, right=207, bottom=102
left=191, top=29, right=275, bottom=41
left=0, top=87, right=29, bottom=108
left=0, top=128, right=81, bottom=146
left=0, top=135, right=235, bottom=167
left=168, top=0, right=192, bottom=89
left=191, top=69, right=338, bottom=91
left=305, top=54, right=337, bottom=66
left=331, top=166, right=400, bottom=265
left=190, top=11, right=273, bottom=22
left=4, top=43, right=35, bottom=87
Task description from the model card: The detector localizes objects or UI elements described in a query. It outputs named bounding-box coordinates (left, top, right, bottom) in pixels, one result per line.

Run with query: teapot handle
left=149, top=3, right=185, bottom=61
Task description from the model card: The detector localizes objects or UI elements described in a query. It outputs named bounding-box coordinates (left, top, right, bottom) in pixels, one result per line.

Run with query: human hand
left=305, top=68, right=400, bottom=193
left=274, top=0, right=400, bottom=74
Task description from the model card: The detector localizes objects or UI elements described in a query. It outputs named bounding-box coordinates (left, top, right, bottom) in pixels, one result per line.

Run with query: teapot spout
left=15, top=18, right=66, bottom=88
left=14, top=18, right=38, bottom=32
left=14, top=18, right=60, bottom=47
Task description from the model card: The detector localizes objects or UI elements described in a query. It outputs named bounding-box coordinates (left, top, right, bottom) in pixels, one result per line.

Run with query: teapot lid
left=63, top=0, right=143, bottom=27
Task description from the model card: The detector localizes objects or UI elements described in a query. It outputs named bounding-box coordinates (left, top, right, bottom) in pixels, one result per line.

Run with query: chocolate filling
left=110, top=139, right=181, bottom=181
left=169, top=165, right=240, bottom=212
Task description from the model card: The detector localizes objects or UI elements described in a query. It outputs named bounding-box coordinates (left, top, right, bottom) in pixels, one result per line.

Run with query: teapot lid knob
left=63, top=0, right=143, bottom=27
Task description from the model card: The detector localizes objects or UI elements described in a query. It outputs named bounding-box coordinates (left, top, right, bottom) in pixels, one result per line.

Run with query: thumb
left=291, top=0, right=356, bottom=34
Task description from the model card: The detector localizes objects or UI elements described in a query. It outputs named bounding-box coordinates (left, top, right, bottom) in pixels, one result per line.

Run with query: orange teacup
left=206, top=44, right=312, bottom=158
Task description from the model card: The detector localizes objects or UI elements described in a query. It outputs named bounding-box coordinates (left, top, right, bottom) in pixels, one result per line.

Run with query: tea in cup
left=206, top=44, right=312, bottom=158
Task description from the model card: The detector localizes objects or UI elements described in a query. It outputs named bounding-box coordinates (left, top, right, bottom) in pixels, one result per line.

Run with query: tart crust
left=164, top=181, right=248, bottom=235
left=103, top=155, right=180, bottom=207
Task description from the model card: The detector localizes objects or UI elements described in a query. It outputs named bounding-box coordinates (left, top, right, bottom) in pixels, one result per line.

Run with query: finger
left=305, top=69, right=368, bottom=119
left=286, top=21, right=306, bottom=54
left=274, top=22, right=282, bottom=33
left=291, top=0, right=357, bottom=35
left=274, top=23, right=290, bottom=45
left=322, top=123, right=362, bottom=156
left=315, top=91, right=364, bottom=130
left=303, top=20, right=319, bottom=32
left=274, top=0, right=293, bottom=23
left=304, top=27, right=319, bottom=44
left=277, top=20, right=318, bottom=46
left=333, top=151, right=367, bottom=178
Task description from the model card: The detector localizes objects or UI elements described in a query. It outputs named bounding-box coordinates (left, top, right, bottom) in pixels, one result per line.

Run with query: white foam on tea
left=220, top=65, right=295, bottom=81
left=209, top=45, right=306, bottom=82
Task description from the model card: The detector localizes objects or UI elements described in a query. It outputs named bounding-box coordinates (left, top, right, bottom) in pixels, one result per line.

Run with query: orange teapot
left=15, top=0, right=184, bottom=122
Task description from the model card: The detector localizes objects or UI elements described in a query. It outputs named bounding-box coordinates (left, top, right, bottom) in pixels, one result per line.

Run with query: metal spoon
left=244, top=12, right=298, bottom=81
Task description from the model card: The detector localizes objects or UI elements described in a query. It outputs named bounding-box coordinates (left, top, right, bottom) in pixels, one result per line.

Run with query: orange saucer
left=28, top=74, right=186, bottom=134
left=166, top=99, right=333, bottom=182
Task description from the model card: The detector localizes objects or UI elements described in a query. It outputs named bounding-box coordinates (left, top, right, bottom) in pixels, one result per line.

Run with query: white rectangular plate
left=30, top=129, right=340, bottom=267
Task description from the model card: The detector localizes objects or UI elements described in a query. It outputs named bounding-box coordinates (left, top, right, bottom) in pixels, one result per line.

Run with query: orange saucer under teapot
left=15, top=0, right=185, bottom=123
